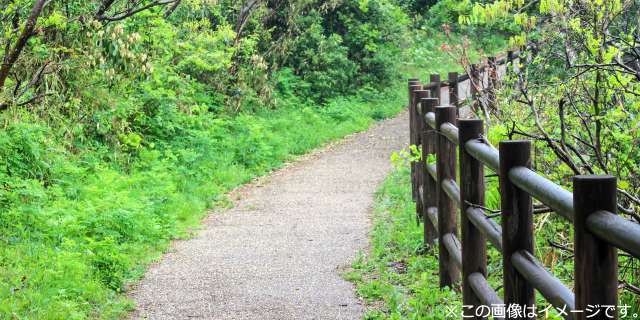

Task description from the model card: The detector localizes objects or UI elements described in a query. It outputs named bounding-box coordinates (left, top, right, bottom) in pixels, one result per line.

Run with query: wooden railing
left=408, top=55, right=640, bottom=319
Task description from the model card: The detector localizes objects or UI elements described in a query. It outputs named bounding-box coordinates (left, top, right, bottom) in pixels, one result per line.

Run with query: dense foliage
left=438, top=0, right=640, bottom=309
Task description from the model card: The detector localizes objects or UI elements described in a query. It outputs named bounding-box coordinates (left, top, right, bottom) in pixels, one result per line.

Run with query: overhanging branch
left=94, top=0, right=178, bottom=22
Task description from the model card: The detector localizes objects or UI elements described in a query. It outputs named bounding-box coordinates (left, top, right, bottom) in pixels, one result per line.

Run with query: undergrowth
left=344, top=164, right=463, bottom=319
left=0, top=88, right=404, bottom=319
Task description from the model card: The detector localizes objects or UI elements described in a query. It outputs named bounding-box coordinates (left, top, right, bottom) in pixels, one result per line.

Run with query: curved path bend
left=129, top=67, right=489, bottom=318
left=130, top=111, right=410, bottom=319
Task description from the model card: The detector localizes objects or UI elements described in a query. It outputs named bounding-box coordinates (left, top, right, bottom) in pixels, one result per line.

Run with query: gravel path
left=129, top=111, right=411, bottom=319
left=128, top=71, right=492, bottom=319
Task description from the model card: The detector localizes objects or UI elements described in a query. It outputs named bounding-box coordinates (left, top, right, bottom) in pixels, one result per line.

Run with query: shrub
left=286, top=12, right=359, bottom=101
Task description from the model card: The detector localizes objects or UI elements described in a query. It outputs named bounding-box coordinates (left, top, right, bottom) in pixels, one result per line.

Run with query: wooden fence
left=408, top=54, right=640, bottom=319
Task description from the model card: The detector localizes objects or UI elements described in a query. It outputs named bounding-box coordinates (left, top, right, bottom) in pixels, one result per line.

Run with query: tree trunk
left=0, top=0, right=46, bottom=89
left=231, top=0, right=259, bottom=46
left=163, top=0, right=182, bottom=18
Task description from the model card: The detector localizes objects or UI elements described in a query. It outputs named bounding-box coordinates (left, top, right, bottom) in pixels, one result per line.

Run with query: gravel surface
left=129, top=110, right=410, bottom=319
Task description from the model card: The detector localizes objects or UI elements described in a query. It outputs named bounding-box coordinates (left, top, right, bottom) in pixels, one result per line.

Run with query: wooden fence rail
left=408, top=53, right=640, bottom=319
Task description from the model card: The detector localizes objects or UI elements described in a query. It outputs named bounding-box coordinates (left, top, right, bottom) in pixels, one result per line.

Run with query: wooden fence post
left=488, top=57, right=497, bottom=111
left=436, top=106, right=460, bottom=289
left=470, top=64, right=480, bottom=115
left=499, top=140, right=535, bottom=317
left=421, top=97, right=439, bottom=248
left=430, top=74, right=441, bottom=105
left=573, top=175, right=618, bottom=320
left=408, top=80, right=420, bottom=156
left=408, top=78, right=420, bottom=106
left=408, top=79, right=420, bottom=109
left=409, top=83, right=423, bottom=204
left=414, top=90, right=430, bottom=225
left=448, top=72, right=459, bottom=123
left=459, top=119, right=487, bottom=319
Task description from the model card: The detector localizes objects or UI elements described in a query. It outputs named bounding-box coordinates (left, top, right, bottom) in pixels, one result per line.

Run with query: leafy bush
left=88, top=237, right=131, bottom=292
left=0, top=124, right=53, bottom=183
left=423, top=0, right=516, bottom=52
left=322, top=0, right=410, bottom=89
left=396, top=0, right=439, bottom=16
left=284, top=11, right=358, bottom=101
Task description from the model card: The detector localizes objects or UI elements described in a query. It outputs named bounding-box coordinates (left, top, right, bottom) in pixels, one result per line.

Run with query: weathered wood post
left=409, top=80, right=421, bottom=130
left=408, top=79, right=421, bottom=129
left=409, top=83, right=423, bottom=204
left=408, top=80, right=420, bottom=153
left=459, top=119, right=487, bottom=319
left=408, top=79, right=420, bottom=109
left=488, top=57, right=497, bottom=111
left=448, top=72, right=459, bottom=123
left=430, top=74, right=441, bottom=105
left=531, top=45, right=538, bottom=61
left=469, top=64, right=480, bottom=115
left=435, top=106, right=460, bottom=288
left=414, top=89, right=430, bottom=225
left=421, top=97, right=439, bottom=248
left=499, top=140, right=535, bottom=317
left=573, top=175, right=619, bottom=320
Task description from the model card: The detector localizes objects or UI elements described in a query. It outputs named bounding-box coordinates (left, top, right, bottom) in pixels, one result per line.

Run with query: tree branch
left=95, top=0, right=178, bottom=22
left=163, top=0, right=181, bottom=18
left=0, top=0, right=46, bottom=89
left=231, top=0, right=260, bottom=46
left=16, top=61, right=51, bottom=98
left=16, top=92, right=53, bottom=106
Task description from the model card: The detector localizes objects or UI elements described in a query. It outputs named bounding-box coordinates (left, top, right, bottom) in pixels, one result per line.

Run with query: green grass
left=0, top=89, right=407, bottom=319
left=343, top=163, right=464, bottom=319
